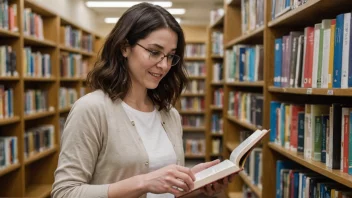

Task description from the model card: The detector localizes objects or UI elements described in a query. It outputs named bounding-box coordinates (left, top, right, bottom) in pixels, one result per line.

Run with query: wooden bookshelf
left=261, top=0, right=352, bottom=198
left=25, top=184, right=52, bottom=198
left=0, top=0, right=104, bottom=197
left=228, top=192, right=243, bottom=198
left=269, top=86, right=352, bottom=96
left=24, top=146, right=58, bottom=165
left=205, top=16, right=226, bottom=177
left=184, top=57, right=206, bottom=61
left=227, top=81, right=264, bottom=87
left=268, top=143, right=352, bottom=188
left=180, top=40, right=208, bottom=164
left=0, top=116, right=21, bottom=126
left=182, top=126, right=206, bottom=132
left=227, top=115, right=261, bottom=132
left=24, top=110, right=56, bottom=121
left=0, top=28, right=20, bottom=37
left=0, top=163, right=21, bottom=177
left=220, top=0, right=266, bottom=196
left=239, top=172, right=262, bottom=198
left=225, top=26, right=264, bottom=48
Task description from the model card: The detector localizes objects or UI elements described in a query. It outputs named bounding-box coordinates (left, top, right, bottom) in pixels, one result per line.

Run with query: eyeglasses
left=136, top=43, right=180, bottom=66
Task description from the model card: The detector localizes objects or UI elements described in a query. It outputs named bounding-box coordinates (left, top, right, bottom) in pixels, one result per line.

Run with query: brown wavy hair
left=87, top=3, right=188, bottom=111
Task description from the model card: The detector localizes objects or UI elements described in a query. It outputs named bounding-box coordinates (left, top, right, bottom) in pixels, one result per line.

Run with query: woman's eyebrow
left=149, top=43, right=177, bottom=52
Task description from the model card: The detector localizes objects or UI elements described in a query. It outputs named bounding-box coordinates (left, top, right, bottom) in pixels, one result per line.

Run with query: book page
left=229, top=130, right=267, bottom=165
left=194, top=160, right=235, bottom=181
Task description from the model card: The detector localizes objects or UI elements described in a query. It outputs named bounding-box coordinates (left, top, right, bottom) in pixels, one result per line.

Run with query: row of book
left=241, top=0, right=264, bottom=34
left=274, top=12, right=352, bottom=88
left=0, top=136, right=18, bottom=169
left=225, top=45, right=264, bottom=82
left=271, top=0, right=309, bottom=20
left=212, top=31, right=224, bottom=56
left=184, top=139, right=205, bottom=156
left=211, top=114, right=223, bottom=134
left=23, top=47, right=51, bottom=78
left=0, top=85, right=14, bottom=119
left=0, top=45, right=17, bottom=77
left=185, top=44, right=206, bottom=58
left=183, top=80, right=205, bottom=94
left=270, top=102, right=352, bottom=174
left=185, top=62, right=206, bottom=77
left=60, top=25, right=93, bottom=52
left=24, top=125, right=55, bottom=159
left=59, top=87, right=78, bottom=109
left=181, top=115, right=204, bottom=128
left=213, top=88, right=224, bottom=107
left=243, top=147, right=263, bottom=189
left=228, top=91, right=263, bottom=128
left=60, top=53, right=88, bottom=78
left=59, top=116, right=67, bottom=138
left=23, top=8, right=44, bottom=40
left=276, top=160, right=352, bottom=198
left=180, top=97, right=205, bottom=112
left=0, top=0, right=18, bottom=32
left=213, top=63, right=223, bottom=82
left=24, top=89, right=48, bottom=115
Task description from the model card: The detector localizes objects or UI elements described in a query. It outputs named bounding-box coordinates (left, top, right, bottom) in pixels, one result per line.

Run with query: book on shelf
left=178, top=129, right=269, bottom=197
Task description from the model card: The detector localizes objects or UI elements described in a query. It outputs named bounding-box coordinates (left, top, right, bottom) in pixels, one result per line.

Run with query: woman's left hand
left=191, top=159, right=234, bottom=197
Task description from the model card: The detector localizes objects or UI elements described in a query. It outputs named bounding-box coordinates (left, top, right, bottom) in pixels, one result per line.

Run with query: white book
left=312, top=23, right=321, bottom=88
left=178, top=129, right=270, bottom=197
left=321, top=20, right=332, bottom=88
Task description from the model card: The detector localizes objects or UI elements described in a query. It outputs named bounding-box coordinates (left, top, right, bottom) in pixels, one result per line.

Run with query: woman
left=52, top=2, right=232, bottom=198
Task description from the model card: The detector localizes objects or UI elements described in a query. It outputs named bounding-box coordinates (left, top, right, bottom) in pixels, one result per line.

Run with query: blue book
left=333, top=13, right=344, bottom=88
left=239, top=47, right=246, bottom=81
left=276, top=160, right=296, bottom=198
left=274, top=38, right=283, bottom=87
left=270, top=101, right=281, bottom=142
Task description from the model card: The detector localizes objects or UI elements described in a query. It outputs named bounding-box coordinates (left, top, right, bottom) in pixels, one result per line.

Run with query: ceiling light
left=86, top=1, right=172, bottom=8
left=167, top=8, right=185, bottom=15
left=105, top=17, right=119, bottom=23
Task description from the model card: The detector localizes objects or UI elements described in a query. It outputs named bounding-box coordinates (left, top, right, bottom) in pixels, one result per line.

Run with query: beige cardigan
left=51, top=90, right=185, bottom=198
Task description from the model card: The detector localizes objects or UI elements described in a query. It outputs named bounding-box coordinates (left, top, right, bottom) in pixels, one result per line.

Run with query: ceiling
left=84, top=0, right=224, bottom=26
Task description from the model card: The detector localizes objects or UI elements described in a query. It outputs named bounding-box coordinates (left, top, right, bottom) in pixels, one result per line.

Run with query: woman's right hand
left=141, top=164, right=196, bottom=196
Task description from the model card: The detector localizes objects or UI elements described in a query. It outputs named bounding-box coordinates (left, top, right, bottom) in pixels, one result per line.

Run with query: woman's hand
left=191, top=159, right=235, bottom=197
left=142, top=164, right=196, bottom=197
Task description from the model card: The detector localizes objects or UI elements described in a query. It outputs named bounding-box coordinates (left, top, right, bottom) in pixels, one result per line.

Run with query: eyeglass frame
left=135, top=43, right=180, bottom=66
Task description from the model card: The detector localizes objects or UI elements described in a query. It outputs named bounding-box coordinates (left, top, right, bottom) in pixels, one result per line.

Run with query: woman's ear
left=121, top=39, right=131, bottom=58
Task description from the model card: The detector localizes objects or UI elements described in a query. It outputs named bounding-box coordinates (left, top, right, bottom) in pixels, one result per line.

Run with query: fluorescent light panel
left=86, top=1, right=172, bottom=8
left=104, top=17, right=181, bottom=24
left=167, top=8, right=185, bottom=15
left=105, top=17, right=119, bottom=23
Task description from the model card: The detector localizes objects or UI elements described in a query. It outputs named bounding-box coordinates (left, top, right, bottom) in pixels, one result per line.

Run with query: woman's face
left=123, top=27, right=178, bottom=90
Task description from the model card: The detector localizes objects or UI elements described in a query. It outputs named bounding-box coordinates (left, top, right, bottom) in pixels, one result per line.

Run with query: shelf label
left=327, top=90, right=334, bottom=95
left=306, top=88, right=312, bottom=94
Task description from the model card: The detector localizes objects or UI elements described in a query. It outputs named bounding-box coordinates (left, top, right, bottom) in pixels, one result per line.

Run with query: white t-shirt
left=122, top=102, right=177, bottom=198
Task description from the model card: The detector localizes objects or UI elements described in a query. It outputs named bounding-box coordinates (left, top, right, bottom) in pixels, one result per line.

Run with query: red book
left=303, top=27, right=314, bottom=88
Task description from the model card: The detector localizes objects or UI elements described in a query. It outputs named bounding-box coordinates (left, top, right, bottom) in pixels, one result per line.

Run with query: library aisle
left=1, top=0, right=352, bottom=197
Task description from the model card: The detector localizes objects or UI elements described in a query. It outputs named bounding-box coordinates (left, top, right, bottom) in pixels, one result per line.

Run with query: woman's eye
left=150, top=50, right=161, bottom=56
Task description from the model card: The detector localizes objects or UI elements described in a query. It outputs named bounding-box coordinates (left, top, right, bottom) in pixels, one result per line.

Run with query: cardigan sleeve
left=51, top=96, right=109, bottom=198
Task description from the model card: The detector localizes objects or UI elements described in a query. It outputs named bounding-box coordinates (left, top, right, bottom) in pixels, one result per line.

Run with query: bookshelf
left=181, top=40, right=207, bottom=167
left=205, top=12, right=226, bottom=170
left=217, top=0, right=352, bottom=197
left=0, top=0, right=103, bottom=197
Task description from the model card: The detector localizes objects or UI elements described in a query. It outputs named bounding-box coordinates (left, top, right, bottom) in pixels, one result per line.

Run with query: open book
left=179, top=129, right=269, bottom=197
